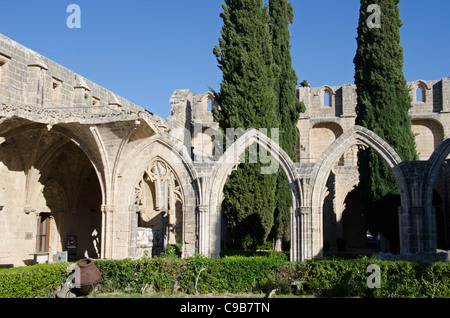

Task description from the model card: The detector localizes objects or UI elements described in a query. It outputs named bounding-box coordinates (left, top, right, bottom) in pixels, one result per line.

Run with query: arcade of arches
left=1, top=34, right=450, bottom=266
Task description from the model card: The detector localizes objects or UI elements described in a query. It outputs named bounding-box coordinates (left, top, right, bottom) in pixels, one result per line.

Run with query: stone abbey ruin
left=1, top=33, right=450, bottom=267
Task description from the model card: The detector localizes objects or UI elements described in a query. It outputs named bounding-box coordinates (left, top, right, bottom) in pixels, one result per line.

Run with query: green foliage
left=214, top=0, right=300, bottom=250
left=213, top=0, right=280, bottom=249
left=165, top=243, right=183, bottom=258
left=222, top=157, right=278, bottom=249
left=0, top=263, right=69, bottom=298
left=2, top=257, right=450, bottom=298
left=213, top=0, right=278, bottom=131
left=354, top=0, right=417, bottom=245
left=299, top=80, right=309, bottom=87
left=270, top=0, right=299, bottom=162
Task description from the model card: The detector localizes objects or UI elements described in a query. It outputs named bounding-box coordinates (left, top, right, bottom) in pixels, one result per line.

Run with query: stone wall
left=0, top=33, right=143, bottom=113
left=298, top=79, right=450, bottom=254
left=1, top=31, right=450, bottom=266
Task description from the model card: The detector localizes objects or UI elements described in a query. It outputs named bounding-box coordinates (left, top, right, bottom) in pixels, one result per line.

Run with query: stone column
left=398, top=161, right=437, bottom=254
left=300, top=206, right=314, bottom=261
left=197, top=205, right=208, bottom=257
left=411, top=207, right=425, bottom=253
left=101, top=205, right=116, bottom=259
left=428, top=207, right=437, bottom=252
left=27, top=52, right=48, bottom=106
left=313, top=206, right=324, bottom=259
left=441, top=77, right=450, bottom=113
left=398, top=206, right=411, bottom=254
left=341, top=84, right=357, bottom=118
left=290, top=207, right=300, bottom=262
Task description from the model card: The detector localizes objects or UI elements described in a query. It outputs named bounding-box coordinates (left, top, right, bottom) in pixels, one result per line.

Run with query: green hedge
left=94, top=253, right=289, bottom=295
left=0, top=263, right=69, bottom=298
left=1, top=255, right=450, bottom=298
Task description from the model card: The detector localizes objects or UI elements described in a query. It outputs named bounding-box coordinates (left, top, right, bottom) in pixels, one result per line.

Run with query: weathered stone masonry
left=0, top=33, right=449, bottom=267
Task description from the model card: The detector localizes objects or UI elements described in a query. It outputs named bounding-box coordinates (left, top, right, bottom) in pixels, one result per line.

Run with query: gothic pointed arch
left=206, top=128, right=301, bottom=260
left=306, top=126, right=408, bottom=257
left=130, top=156, right=185, bottom=258
left=310, top=126, right=406, bottom=210
left=425, top=137, right=450, bottom=213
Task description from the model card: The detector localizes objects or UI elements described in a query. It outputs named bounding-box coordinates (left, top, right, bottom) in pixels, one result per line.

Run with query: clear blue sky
left=1, top=1, right=449, bottom=119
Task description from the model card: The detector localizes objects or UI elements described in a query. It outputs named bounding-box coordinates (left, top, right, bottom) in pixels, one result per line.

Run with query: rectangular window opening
left=37, top=213, right=51, bottom=253
left=52, top=78, right=62, bottom=104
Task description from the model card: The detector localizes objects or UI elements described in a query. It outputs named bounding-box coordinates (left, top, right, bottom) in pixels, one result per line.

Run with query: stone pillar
left=411, top=207, right=425, bottom=253
left=74, top=76, right=91, bottom=107
left=428, top=207, right=437, bottom=252
left=398, top=161, right=438, bottom=254
left=290, top=207, right=300, bottom=262
left=128, top=201, right=139, bottom=259
left=298, top=85, right=311, bottom=118
left=197, top=205, right=208, bottom=257
left=299, top=206, right=314, bottom=261
left=441, top=77, right=450, bottom=113
left=398, top=206, right=411, bottom=254
left=313, top=206, right=324, bottom=259
left=101, top=205, right=116, bottom=259
left=292, top=205, right=316, bottom=262
left=27, top=53, right=48, bottom=106
left=341, top=84, right=357, bottom=118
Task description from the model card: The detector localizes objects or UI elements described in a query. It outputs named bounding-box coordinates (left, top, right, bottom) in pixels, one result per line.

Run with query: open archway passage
left=221, top=150, right=291, bottom=254
left=0, top=122, right=103, bottom=265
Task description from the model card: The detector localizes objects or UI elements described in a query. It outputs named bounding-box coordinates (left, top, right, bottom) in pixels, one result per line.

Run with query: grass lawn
left=89, top=291, right=312, bottom=298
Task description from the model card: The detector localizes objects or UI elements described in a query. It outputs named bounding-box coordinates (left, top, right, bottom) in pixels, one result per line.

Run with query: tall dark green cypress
left=354, top=0, right=417, bottom=250
left=213, top=0, right=279, bottom=249
left=269, top=0, right=299, bottom=250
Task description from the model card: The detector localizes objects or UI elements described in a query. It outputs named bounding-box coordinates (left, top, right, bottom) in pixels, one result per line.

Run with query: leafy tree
left=269, top=0, right=300, bottom=251
left=354, top=0, right=417, bottom=251
left=213, top=0, right=279, bottom=249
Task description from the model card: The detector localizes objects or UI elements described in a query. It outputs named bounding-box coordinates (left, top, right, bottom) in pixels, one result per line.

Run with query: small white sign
left=56, top=251, right=68, bottom=263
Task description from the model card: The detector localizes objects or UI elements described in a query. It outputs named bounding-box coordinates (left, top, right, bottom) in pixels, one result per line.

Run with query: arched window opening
left=323, top=91, right=331, bottom=107
left=207, top=98, right=212, bottom=112
left=416, top=85, right=425, bottom=103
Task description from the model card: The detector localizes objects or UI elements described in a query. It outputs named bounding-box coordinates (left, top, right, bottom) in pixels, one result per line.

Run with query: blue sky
left=1, top=1, right=449, bottom=119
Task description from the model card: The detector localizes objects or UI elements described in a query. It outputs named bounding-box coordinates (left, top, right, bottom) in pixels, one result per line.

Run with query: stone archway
left=206, top=129, right=301, bottom=261
left=0, top=119, right=105, bottom=264
left=425, top=138, right=450, bottom=206
left=423, top=137, right=450, bottom=251
left=307, top=126, right=407, bottom=258
left=116, top=134, right=199, bottom=260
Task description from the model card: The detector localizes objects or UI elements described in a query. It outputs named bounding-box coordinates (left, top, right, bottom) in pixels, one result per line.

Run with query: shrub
left=2, top=256, right=450, bottom=298
left=0, top=263, right=69, bottom=298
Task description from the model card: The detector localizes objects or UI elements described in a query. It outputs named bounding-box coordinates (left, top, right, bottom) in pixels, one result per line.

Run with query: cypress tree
left=269, top=0, right=300, bottom=251
left=354, top=0, right=417, bottom=250
left=213, top=0, right=279, bottom=249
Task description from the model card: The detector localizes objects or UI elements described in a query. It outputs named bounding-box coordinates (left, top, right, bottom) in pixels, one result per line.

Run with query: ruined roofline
left=0, top=33, right=165, bottom=127
left=304, top=78, right=447, bottom=91
left=299, top=77, right=450, bottom=118
left=0, top=102, right=164, bottom=126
